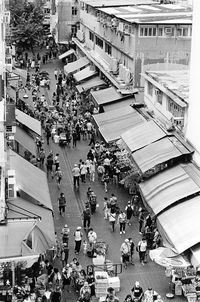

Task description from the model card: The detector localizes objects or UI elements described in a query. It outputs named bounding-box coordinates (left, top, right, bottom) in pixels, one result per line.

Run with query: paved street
left=36, top=57, right=182, bottom=302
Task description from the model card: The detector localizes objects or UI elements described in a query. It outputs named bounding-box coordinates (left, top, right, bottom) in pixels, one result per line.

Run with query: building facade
left=73, top=1, right=192, bottom=89
left=142, top=69, right=189, bottom=132
left=50, top=0, right=80, bottom=43
left=0, top=0, right=8, bottom=222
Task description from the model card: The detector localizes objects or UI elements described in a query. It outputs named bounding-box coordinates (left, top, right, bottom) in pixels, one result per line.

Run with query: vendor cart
left=59, top=133, right=67, bottom=146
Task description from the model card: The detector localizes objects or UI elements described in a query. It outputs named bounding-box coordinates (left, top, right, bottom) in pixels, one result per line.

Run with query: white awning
left=76, top=76, right=105, bottom=93
left=91, top=86, right=123, bottom=106
left=9, top=150, right=53, bottom=211
left=73, top=66, right=97, bottom=83
left=157, top=196, right=200, bottom=254
left=16, top=109, right=41, bottom=136
left=15, top=126, right=36, bottom=155
left=64, top=57, right=90, bottom=75
left=58, top=49, right=75, bottom=60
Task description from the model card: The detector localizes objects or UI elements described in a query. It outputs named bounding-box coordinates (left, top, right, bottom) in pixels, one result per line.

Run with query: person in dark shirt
left=131, top=281, right=143, bottom=302
left=50, top=287, right=61, bottom=302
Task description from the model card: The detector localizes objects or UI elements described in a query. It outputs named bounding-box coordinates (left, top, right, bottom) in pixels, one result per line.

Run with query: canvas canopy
left=121, top=120, right=166, bottom=153
left=94, top=106, right=145, bottom=143
left=9, top=150, right=53, bottom=210
left=73, top=66, right=97, bottom=82
left=64, top=57, right=90, bottom=75
left=157, top=196, right=200, bottom=254
left=132, top=137, right=190, bottom=174
left=15, top=126, right=36, bottom=155
left=139, top=164, right=200, bottom=216
left=76, top=76, right=105, bottom=93
left=16, top=109, right=41, bottom=136
left=58, top=49, right=75, bottom=60
left=91, top=86, right=123, bottom=106
left=7, top=197, right=55, bottom=249
left=103, top=98, right=134, bottom=112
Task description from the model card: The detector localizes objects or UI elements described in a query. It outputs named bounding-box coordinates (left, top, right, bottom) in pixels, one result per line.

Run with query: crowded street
left=27, top=53, right=172, bottom=301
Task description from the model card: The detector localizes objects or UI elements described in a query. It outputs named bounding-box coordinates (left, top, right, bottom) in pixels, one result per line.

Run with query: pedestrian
left=46, top=128, right=51, bottom=145
left=61, top=224, right=70, bottom=245
left=58, top=192, right=66, bottom=216
left=103, top=197, right=109, bottom=220
left=82, top=206, right=91, bottom=230
left=89, top=161, right=96, bottom=182
left=137, top=237, right=148, bottom=265
left=108, top=211, right=116, bottom=232
left=46, top=152, right=54, bottom=178
left=82, top=240, right=88, bottom=256
left=88, top=228, right=97, bottom=245
left=131, top=281, right=144, bottom=302
left=124, top=294, right=133, bottom=302
left=117, top=210, right=127, bottom=234
left=53, top=153, right=60, bottom=172
left=129, top=238, right=135, bottom=265
left=89, top=192, right=97, bottom=214
left=72, top=164, right=80, bottom=188
left=39, top=148, right=45, bottom=166
left=74, top=226, right=83, bottom=254
left=61, top=243, right=69, bottom=267
left=103, top=172, right=109, bottom=192
left=46, top=78, right=50, bottom=90
left=125, top=201, right=134, bottom=226
left=62, top=264, right=72, bottom=292
left=120, top=239, right=130, bottom=269
left=79, top=282, right=91, bottom=302
left=55, top=167, right=63, bottom=189
left=72, top=129, right=77, bottom=147
left=138, top=209, right=145, bottom=234
left=50, top=286, right=61, bottom=302
left=54, top=68, right=58, bottom=80
left=80, top=161, right=87, bottom=183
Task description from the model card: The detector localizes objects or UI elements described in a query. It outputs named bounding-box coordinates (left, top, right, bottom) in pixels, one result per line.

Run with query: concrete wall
left=80, top=8, right=191, bottom=87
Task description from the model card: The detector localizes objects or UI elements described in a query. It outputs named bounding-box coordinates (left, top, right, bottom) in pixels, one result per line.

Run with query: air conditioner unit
left=118, top=22, right=124, bottom=32
left=97, top=13, right=100, bottom=22
left=111, top=18, right=117, bottom=28
left=165, top=27, right=172, bottom=34
left=155, top=89, right=161, bottom=95
left=6, top=125, right=16, bottom=134
left=7, top=170, right=17, bottom=199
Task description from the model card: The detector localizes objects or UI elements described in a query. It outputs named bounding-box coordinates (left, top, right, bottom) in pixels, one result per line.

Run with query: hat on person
left=77, top=226, right=81, bottom=230
left=125, top=239, right=129, bottom=243
left=135, top=281, right=140, bottom=287
left=74, top=164, right=78, bottom=167
left=84, top=282, right=88, bottom=286
left=65, top=224, right=68, bottom=228
left=128, top=201, right=131, bottom=204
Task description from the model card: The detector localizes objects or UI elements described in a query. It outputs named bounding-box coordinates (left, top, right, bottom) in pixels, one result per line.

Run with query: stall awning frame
left=64, top=57, right=90, bottom=75
left=16, top=109, right=42, bottom=136
left=15, top=126, right=36, bottom=155
left=76, top=76, right=106, bottom=93
left=73, top=66, right=97, bottom=83
left=58, top=49, right=75, bottom=60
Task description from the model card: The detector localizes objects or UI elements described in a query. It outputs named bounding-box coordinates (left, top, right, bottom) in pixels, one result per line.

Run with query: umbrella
left=39, top=71, right=49, bottom=76
left=149, top=247, right=190, bottom=268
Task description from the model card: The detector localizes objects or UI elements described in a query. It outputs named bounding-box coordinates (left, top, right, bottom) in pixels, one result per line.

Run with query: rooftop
left=98, top=3, right=192, bottom=24
left=83, top=0, right=156, bottom=8
left=146, top=69, right=189, bottom=103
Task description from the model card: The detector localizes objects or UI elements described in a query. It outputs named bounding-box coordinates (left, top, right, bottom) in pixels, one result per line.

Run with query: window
left=95, top=36, right=103, bottom=49
left=105, top=42, right=112, bottom=55
left=72, top=6, right=78, bottom=15
left=168, top=98, right=184, bottom=117
left=156, top=90, right=163, bottom=105
left=89, top=31, right=94, bottom=41
left=158, top=27, right=163, bottom=36
left=71, top=25, right=77, bottom=36
left=147, top=81, right=153, bottom=96
left=139, top=26, right=157, bottom=37
left=176, top=26, right=190, bottom=37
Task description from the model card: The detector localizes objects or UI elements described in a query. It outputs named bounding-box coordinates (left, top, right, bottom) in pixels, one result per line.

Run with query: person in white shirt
left=88, top=228, right=97, bottom=244
left=86, top=121, right=93, bottom=139
left=137, top=238, right=147, bottom=265
left=103, top=157, right=111, bottom=174
left=74, top=226, right=83, bottom=254
left=80, top=162, right=87, bottom=183
left=120, top=239, right=130, bottom=268
left=72, top=164, right=80, bottom=187
left=89, top=161, right=96, bottom=182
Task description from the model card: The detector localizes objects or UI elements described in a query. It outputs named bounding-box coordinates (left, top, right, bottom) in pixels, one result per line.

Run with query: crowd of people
left=12, top=40, right=164, bottom=302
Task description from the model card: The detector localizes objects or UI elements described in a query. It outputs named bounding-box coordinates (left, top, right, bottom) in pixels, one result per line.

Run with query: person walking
left=82, top=206, right=91, bottom=230
left=80, top=161, right=87, bottom=183
left=108, top=211, right=116, bottom=232
left=129, top=238, right=135, bottom=265
left=61, top=243, right=69, bottom=267
left=120, top=239, right=130, bottom=269
left=46, top=152, right=54, bottom=179
left=103, top=172, right=109, bottom=193
left=54, top=68, right=58, bottom=80
left=55, top=167, right=63, bottom=189
left=61, top=224, right=70, bottom=245
left=53, top=153, right=60, bottom=172
left=72, top=164, right=80, bottom=188
left=89, top=192, right=97, bottom=214
left=137, top=237, right=148, bottom=265
left=131, top=281, right=144, bottom=302
left=117, top=211, right=127, bottom=234
left=58, top=192, right=66, bottom=216
left=138, top=209, right=145, bottom=234
left=125, top=201, right=134, bottom=226
left=74, top=226, right=83, bottom=254
left=89, top=161, right=96, bottom=182
left=88, top=228, right=97, bottom=245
